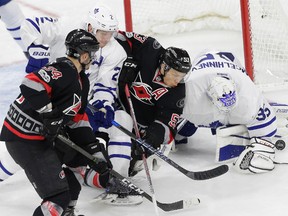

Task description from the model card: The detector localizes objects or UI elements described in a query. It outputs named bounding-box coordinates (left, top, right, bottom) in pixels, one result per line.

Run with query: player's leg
left=107, top=110, right=132, bottom=176
left=0, top=0, right=26, bottom=51
left=5, top=141, right=71, bottom=216
left=84, top=110, right=132, bottom=187
left=0, top=150, right=21, bottom=181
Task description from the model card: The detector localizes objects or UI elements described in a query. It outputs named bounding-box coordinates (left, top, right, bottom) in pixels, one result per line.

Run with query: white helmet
left=207, top=76, right=237, bottom=112
left=84, top=5, right=119, bottom=33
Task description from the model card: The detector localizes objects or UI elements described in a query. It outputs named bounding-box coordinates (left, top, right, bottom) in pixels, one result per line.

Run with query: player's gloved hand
left=26, top=43, right=50, bottom=73
left=85, top=140, right=113, bottom=175
left=87, top=100, right=115, bottom=129
left=143, top=122, right=165, bottom=150
left=118, top=56, right=138, bottom=88
left=40, top=108, right=63, bottom=145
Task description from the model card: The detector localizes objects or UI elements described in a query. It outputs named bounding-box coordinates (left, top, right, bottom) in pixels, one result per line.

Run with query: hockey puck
left=275, top=140, right=286, bottom=150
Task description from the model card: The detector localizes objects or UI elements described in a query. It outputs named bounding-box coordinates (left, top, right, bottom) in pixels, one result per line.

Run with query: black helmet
left=162, top=47, right=192, bottom=73
left=65, top=29, right=99, bottom=59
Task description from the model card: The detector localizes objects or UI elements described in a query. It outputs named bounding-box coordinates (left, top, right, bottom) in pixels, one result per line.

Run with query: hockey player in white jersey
left=181, top=51, right=278, bottom=174
left=0, top=0, right=138, bottom=205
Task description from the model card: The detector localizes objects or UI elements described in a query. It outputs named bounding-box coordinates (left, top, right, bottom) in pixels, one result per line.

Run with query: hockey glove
left=26, top=44, right=50, bottom=73
left=118, top=56, right=138, bottom=88
left=85, top=141, right=113, bottom=175
left=86, top=100, right=115, bottom=130
left=40, top=108, right=63, bottom=145
left=143, top=122, right=166, bottom=150
left=233, top=137, right=275, bottom=174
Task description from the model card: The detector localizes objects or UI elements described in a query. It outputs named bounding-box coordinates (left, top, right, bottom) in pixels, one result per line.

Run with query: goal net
left=124, top=0, right=288, bottom=87
left=242, top=0, right=288, bottom=86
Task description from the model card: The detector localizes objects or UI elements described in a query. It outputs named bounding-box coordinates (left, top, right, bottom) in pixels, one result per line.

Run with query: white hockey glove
left=233, top=137, right=275, bottom=174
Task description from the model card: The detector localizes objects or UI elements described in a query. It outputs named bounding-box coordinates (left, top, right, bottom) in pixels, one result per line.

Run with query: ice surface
left=0, top=1, right=288, bottom=216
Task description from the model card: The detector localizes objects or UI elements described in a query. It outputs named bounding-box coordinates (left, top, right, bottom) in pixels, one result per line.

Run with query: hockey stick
left=230, top=134, right=286, bottom=151
left=87, top=103, right=229, bottom=180
left=56, top=134, right=200, bottom=211
left=124, top=84, right=159, bottom=215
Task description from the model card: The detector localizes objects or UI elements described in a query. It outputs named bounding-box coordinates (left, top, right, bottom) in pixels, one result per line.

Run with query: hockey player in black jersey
left=0, top=29, right=112, bottom=216
left=117, top=31, right=192, bottom=175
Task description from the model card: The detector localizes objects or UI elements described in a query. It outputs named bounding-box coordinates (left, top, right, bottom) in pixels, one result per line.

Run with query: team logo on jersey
left=94, top=8, right=99, bottom=14
left=131, top=82, right=154, bottom=105
left=62, top=94, right=82, bottom=116
left=176, top=98, right=185, bottom=108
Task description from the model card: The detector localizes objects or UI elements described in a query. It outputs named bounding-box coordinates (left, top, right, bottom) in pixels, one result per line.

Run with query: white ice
left=0, top=1, right=288, bottom=216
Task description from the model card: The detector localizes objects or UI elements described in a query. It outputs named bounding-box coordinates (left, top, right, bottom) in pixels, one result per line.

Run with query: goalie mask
left=84, top=5, right=119, bottom=33
left=207, top=76, right=237, bottom=112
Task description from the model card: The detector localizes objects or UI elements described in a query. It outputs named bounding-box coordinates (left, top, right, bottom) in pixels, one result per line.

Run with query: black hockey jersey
left=0, top=57, right=95, bottom=145
left=116, top=32, right=185, bottom=138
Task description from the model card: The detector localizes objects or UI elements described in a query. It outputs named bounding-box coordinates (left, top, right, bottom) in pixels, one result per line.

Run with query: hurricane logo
left=63, top=94, right=82, bottom=116
left=131, top=82, right=154, bottom=105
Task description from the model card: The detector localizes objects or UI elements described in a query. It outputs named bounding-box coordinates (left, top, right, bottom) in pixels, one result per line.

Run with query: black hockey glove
left=85, top=141, right=113, bottom=175
left=143, top=122, right=165, bottom=150
left=118, top=56, right=138, bottom=88
left=40, top=108, right=63, bottom=145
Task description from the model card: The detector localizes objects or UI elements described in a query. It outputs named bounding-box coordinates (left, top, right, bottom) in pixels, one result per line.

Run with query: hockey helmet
left=207, top=76, right=237, bottom=112
left=65, top=29, right=99, bottom=59
left=161, top=47, right=192, bottom=73
left=84, top=5, right=119, bottom=33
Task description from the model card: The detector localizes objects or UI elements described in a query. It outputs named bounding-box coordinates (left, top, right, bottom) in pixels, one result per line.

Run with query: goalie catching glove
left=233, top=137, right=275, bottom=174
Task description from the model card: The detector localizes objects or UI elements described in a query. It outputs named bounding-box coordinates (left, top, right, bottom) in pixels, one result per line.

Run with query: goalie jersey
left=182, top=51, right=277, bottom=139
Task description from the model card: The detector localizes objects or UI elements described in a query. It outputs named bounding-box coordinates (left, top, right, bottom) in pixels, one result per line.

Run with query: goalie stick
left=56, top=134, right=200, bottom=211
left=87, top=104, right=229, bottom=180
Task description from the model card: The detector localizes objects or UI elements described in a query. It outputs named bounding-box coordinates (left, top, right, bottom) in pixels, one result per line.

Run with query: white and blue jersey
left=183, top=51, right=277, bottom=140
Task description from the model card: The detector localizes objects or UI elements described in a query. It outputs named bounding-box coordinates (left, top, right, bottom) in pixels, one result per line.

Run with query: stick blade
left=157, top=197, right=200, bottom=212
left=189, top=164, right=229, bottom=180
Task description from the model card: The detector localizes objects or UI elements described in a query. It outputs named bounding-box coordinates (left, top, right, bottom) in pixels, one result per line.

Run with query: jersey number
left=256, top=106, right=271, bottom=121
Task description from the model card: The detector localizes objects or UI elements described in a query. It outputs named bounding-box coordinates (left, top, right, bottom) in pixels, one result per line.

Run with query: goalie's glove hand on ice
left=233, top=137, right=275, bottom=174
left=26, top=43, right=50, bottom=73
left=85, top=140, right=113, bottom=175
left=118, top=56, right=138, bottom=88
left=86, top=100, right=114, bottom=129
left=40, top=108, right=63, bottom=146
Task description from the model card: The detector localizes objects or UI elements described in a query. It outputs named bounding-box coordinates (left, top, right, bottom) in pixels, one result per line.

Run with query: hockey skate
left=95, top=176, right=143, bottom=206
left=62, top=207, right=84, bottom=216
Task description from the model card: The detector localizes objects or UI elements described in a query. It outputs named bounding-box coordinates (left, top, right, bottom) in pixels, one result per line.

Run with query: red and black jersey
left=0, top=57, right=94, bottom=144
left=116, top=32, right=185, bottom=138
